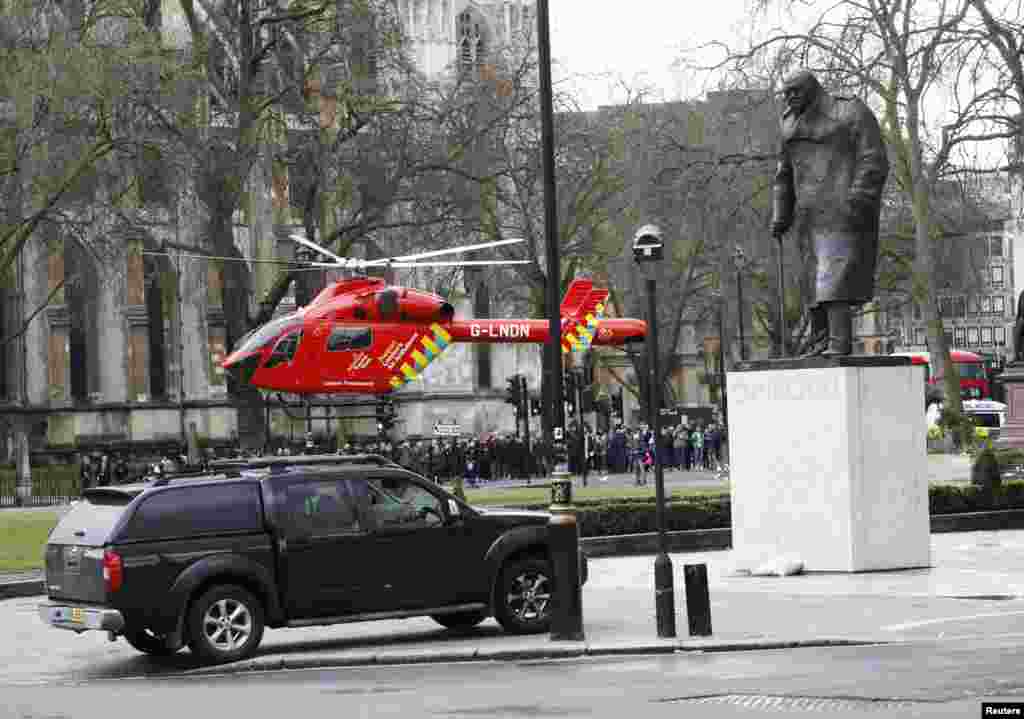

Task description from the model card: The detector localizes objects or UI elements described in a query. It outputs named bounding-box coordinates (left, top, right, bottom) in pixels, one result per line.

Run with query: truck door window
left=283, top=481, right=360, bottom=536
left=361, top=476, right=444, bottom=529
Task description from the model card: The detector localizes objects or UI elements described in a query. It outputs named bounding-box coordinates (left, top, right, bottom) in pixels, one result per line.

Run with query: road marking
left=882, top=609, right=1024, bottom=632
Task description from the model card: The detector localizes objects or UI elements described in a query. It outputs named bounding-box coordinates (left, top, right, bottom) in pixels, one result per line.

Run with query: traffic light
left=376, top=397, right=396, bottom=433
left=531, top=397, right=542, bottom=416
left=564, top=371, right=577, bottom=399
left=564, top=371, right=577, bottom=415
left=613, top=390, right=624, bottom=418
left=506, top=375, right=523, bottom=407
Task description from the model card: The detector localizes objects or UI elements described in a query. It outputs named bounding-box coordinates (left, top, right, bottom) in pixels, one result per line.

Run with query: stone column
left=45, top=239, right=70, bottom=404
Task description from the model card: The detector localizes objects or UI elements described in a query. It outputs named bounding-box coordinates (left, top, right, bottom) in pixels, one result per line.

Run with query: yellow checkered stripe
left=389, top=324, right=451, bottom=390
left=561, top=303, right=605, bottom=354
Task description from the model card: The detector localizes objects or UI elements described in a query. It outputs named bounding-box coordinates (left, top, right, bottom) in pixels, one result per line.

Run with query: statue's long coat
left=772, top=92, right=889, bottom=306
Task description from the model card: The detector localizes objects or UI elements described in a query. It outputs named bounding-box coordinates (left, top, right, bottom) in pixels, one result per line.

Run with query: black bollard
left=548, top=472, right=584, bottom=641
left=684, top=563, right=712, bottom=636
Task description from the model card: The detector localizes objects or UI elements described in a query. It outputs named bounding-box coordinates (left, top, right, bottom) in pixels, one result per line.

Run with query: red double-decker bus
left=891, top=350, right=990, bottom=399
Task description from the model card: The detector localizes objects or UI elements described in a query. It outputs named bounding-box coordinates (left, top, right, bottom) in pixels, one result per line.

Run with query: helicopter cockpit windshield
left=232, top=313, right=303, bottom=356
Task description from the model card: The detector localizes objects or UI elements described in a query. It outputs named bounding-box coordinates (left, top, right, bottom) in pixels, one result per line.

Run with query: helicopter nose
left=223, top=353, right=261, bottom=388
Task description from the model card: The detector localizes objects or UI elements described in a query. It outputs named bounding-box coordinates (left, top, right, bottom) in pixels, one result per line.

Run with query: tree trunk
left=907, top=103, right=963, bottom=444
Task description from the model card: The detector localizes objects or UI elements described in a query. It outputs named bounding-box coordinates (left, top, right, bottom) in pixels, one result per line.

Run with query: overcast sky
left=547, top=0, right=773, bottom=109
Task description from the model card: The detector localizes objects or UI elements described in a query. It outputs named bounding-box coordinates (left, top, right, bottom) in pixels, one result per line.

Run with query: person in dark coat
left=771, top=70, right=889, bottom=356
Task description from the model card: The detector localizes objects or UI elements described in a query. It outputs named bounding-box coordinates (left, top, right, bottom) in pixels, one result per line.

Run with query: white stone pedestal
left=727, top=359, right=930, bottom=572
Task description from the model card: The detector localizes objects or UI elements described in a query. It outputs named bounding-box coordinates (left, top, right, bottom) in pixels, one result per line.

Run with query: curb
left=5, top=509, right=1024, bottom=601
left=580, top=528, right=731, bottom=557
left=929, top=508, right=1024, bottom=533
left=183, top=637, right=885, bottom=677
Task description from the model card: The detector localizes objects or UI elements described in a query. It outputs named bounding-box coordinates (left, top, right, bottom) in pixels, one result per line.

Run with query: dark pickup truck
left=38, top=455, right=586, bottom=664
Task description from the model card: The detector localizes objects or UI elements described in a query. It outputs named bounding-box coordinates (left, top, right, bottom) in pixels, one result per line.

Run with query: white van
left=962, top=399, right=1006, bottom=441
left=926, top=399, right=1006, bottom=442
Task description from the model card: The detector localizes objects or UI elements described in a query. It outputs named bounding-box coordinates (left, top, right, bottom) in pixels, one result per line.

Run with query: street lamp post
left=734, top=246, right=747, bottom=362
left=716, top=292, right=729, bottom=435
left=633, top=224, right=676, bottom=639
left=536, top=0, right=565, bottom=463
left=537, top=0, right=583, bottom=643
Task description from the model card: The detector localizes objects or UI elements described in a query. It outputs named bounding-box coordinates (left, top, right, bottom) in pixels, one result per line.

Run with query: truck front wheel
left=187, top=584, right=265, bottom=664
left=494, top=558, right=553, bottom=634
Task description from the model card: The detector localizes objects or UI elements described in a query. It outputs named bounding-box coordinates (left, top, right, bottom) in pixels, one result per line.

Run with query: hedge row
left=503, top=482, right=1024, bottom=538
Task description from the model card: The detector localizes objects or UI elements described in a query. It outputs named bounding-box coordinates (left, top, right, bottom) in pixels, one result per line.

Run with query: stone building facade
left=0, top=0, right=543, bottom=466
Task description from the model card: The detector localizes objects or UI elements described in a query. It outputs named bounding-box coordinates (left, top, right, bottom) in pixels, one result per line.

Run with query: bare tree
left=0, top=0, right=173, bottom=347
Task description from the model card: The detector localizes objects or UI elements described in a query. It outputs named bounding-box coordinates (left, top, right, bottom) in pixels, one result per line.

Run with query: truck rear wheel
left=187, top=584, right=264, bottom=664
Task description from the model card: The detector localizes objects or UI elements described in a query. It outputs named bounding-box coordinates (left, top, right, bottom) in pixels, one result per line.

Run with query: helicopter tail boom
left=445, top=318, right=646, bottom=346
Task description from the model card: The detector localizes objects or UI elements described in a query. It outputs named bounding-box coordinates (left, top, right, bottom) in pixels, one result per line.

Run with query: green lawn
left=0, top=511, right=58, bottom=572
left=455, top=484, right=728, bottom=507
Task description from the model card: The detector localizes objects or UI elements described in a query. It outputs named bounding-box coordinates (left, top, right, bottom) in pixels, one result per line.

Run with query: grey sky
left=548, top=0, right=762, bottom=109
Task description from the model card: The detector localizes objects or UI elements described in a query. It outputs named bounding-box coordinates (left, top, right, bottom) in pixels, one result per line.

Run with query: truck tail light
left=102, top=550, right=123, bottom=594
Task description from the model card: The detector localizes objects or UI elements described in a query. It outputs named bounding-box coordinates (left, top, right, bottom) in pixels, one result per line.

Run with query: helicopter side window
left=327, top=327, right=372, bottom=352
left=264, top=330, right=303, bottom=368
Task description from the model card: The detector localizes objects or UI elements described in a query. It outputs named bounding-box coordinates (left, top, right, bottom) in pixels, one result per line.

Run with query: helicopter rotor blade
left=143, top=250, right=316, bottom=266
left=309, top=259, right=531, bottom=269
left=387, top=260, right=531, bottom=268
left=287, top=234, right=349, bottom=266
left=361, top=238, right=525, bottom=266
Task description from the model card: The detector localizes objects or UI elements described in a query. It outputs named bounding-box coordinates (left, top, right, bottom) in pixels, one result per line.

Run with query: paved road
left=2, top=639, right=1022, bottom=718
left=4, top=531, right=1024, bottom=686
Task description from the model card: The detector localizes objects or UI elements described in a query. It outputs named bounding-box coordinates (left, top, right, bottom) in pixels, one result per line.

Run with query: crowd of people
left=340, top=420, right=726, bottom=486
left=577, top=422, right=726, bottom=479
left=73, top=420, right=726, bottom=490
left=338, top=436, right=551, bottom=484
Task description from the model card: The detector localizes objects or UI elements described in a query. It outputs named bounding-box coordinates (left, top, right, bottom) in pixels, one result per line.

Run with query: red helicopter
left=220, top=236, right=647, bottom=395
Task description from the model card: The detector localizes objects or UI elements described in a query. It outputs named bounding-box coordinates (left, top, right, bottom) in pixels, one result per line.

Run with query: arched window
left=0, top=270, right=12, bottom=401
left=143, top=254, right=170, bottom=401
left=64, top=241, right=101, bottom=403
left=457, top=9, right=487, bottom=74
left=125, top=239, right=173, bottom=403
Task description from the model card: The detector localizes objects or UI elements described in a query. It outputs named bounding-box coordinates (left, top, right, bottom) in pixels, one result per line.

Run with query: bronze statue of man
left=771, top=70, right=889, bottom=356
